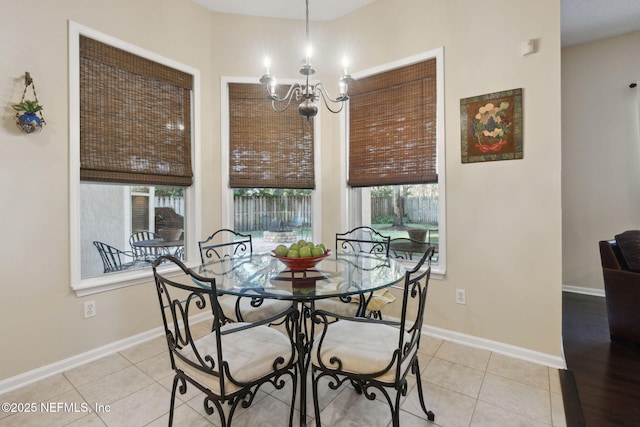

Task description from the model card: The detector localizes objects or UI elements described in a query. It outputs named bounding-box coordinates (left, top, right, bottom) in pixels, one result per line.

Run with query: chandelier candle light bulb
left=305, top=45, right=313, bottom=66
left=263, top=57, right=271, bottom=76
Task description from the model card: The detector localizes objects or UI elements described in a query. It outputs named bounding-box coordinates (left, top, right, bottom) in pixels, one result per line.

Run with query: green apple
left=275, top=245, right=289, bottom=257
left=287, top=249, right=300, bottom=258
left=311, top=246, right=325, bottom=257
left=316, top=243, right=327, bottom=253
left=299, top=246, right=312, bottom=258
left=289, top=243, right=300, bottom=251
left=297, top=239, right=307, bottom=247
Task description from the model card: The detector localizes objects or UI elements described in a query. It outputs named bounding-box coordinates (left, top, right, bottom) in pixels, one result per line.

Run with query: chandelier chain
left=305, top=0, right=310, bottom=44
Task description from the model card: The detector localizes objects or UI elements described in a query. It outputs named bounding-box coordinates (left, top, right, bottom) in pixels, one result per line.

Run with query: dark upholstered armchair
left=599, top=231, right=640, bottom=346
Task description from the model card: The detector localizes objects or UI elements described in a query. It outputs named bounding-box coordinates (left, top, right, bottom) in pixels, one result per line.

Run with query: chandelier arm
left=267, top=83, right=302, bottom=103
left=270, top=98, right=293, bottom=113
left=315, top=84, right=346, bottom=113
left=268, top=85, right=305, bottom=113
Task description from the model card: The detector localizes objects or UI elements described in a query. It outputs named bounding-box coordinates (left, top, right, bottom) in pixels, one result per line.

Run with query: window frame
left=220, top=76, right=322, bottom=238
left=69, top=21, right=202, bottom=296
left=344, top=48, right=446, bottom=278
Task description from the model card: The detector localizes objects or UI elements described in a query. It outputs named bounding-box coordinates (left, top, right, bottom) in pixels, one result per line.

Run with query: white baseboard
left=423, top=325, right=567, bottom=369
left=1, top=312, right=566, bottom=395
left=0, top=327, right=163, bottom=395
left=562, top=284, right=605, bottom=297
left=0, top=312, right=210, bottom=396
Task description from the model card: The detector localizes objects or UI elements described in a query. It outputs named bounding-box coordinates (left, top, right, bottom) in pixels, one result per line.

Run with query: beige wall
left=338, top=0, right=562, bottom=357
left=562, top=31, right=640, bottom=292
left=0, top=0, right=562, bottom=382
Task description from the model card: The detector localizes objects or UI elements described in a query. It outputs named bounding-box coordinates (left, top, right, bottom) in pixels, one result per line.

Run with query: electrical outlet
left=455, top=289, right=466, bottom=305
left=84, top=300, right=96, bottom=318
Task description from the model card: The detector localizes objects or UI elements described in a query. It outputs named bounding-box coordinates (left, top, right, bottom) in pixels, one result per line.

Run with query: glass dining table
left=194, top=251, right=407, bottom=424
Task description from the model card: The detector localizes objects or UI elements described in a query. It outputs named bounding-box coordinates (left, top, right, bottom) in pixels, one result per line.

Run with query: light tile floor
left=0, top=330, right=567, bottom=427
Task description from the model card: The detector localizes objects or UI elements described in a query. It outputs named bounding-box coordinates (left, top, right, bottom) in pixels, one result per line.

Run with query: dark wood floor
left=562, top=291, right=640, bottom=426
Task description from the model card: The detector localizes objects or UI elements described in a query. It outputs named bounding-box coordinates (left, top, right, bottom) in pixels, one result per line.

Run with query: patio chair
left=129, top=230, right=166, bottom=262
left=152, top=255, right=298, bottom=427
left=310, top=247, right=436, bottom=427
left=290, top=215, right=310, bottom=239
left=389, top=237, right=430, bottom=261
left=314, top=227, right=393, bottom=319
left=199, top=229, right=292, bottom=323
left=173, top=245, right=184, bottom=260
left=93, top=241, right=138, bottom=273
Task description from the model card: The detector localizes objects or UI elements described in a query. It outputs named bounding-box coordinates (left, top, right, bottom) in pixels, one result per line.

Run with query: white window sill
left=72, top=261, right=193, bottom=297
left=395, top=258, right=445, bottom=280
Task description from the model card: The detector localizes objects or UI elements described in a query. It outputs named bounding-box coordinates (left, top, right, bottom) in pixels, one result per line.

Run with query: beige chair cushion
left=313, top=298, right=359, bottom=317
left=218, top=292, right=292, bottom=323
left=313, top=289, right=396, bottom=316
left=311, top=320, right=413, bottom=384
left=175, top=322, right=295, bottom=395
left=362, top=289, right=396, bottom=312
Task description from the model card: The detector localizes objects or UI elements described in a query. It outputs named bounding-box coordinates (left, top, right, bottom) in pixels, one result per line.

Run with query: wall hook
left=12, top=71, right=46, bottom=134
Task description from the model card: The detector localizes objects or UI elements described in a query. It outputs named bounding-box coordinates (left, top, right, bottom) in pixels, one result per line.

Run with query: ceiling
left=191, top=0, right=376, bottom=21
left=194, top=0, right=640, bottom=47
left=561, top=0, right=640, bottom=46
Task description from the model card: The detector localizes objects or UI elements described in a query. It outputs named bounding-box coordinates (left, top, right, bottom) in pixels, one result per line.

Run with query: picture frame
left=460, top=88, right=523, bottom=163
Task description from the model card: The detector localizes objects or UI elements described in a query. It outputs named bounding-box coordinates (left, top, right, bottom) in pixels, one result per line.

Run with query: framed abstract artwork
left=460, top=88, right=523, bottom=163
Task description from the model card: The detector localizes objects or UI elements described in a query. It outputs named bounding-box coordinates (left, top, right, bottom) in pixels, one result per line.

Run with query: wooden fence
left=371, top=195, right=439, bottom=224
left=155, top=196, right=184, bottom=216
left=156, top=194, right=438, bottom=231
left=234, top=195, right=312, bottom=232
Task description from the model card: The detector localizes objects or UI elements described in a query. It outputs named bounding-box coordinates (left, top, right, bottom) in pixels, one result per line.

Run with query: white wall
left=0, top=0, right=563, bottom=383
left=562, top=31, right=640, bottom=292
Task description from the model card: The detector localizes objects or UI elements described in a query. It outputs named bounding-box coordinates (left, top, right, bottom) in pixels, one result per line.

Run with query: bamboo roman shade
left=348, top=59, right=437, bottom=187
left=228, top=83, right=315, bottom=189
left=79, top=36, right=194, bottom=186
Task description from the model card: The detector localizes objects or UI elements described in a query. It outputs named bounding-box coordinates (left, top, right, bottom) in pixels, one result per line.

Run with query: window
left=222, top=79, right=320, bottom=248
left=69, top=22, right=201, bottom=295
left=346, top=50, right=445, bottom=275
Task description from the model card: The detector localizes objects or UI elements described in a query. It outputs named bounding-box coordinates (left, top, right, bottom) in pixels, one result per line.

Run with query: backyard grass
left=373, top=223, right=439, bottom=243
left=244, top=224, right=438, bottom=244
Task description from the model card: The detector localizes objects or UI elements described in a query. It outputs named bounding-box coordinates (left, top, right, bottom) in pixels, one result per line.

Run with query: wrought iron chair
left=93, top=241, right=138, bottom=273
left=315, top=227, right=393, bottom=318
left=129, top=230, right=166, bottom=262
left=199, top=229, right=292, bottom=323
left=152, top=255, right=298, bottom=427
left=336, top=226, right=390, bottom=257
left=310, top=247, right=436, bottom=427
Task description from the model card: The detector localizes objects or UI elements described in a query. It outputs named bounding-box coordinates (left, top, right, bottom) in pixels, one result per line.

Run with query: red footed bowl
left=271, top=250, right=331, bottom=270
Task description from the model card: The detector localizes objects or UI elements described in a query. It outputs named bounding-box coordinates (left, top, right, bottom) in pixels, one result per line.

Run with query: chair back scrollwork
left=336, top=226, right=391, bottom=257
left=152, top=255, right=298, bottom=426
left=199, top=229, right=253, bottom=264
left=310, top=246, right=436, bottom=426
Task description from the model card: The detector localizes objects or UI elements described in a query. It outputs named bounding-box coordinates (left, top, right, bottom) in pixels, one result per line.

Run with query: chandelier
left=259, top=0, right=353, bottom=120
